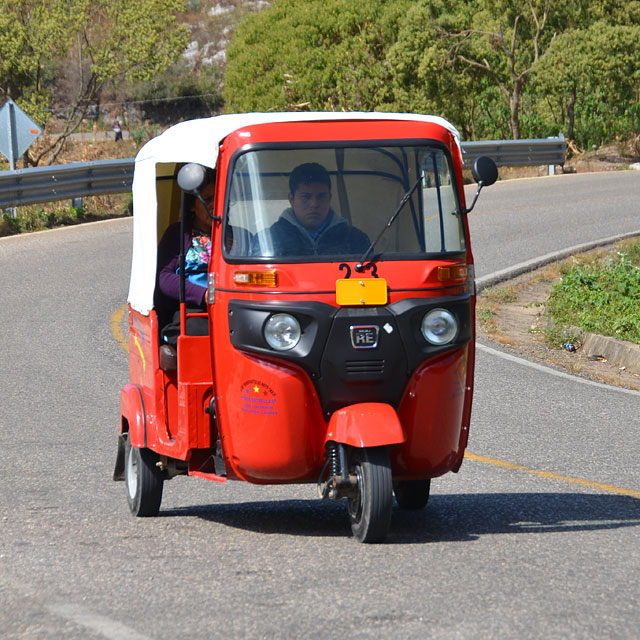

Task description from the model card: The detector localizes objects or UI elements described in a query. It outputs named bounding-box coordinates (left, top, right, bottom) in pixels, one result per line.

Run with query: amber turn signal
left=234, top=270, right=278, bottom=286
left=437, top=265, right=468, bottom=283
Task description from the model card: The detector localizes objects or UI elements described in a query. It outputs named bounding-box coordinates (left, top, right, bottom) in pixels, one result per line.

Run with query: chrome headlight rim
left=421, top=308, right=458, bottom=345
left=263, top=312, right=302, bottom=351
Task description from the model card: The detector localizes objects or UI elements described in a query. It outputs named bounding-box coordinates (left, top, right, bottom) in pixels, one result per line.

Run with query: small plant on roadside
left=483, top=286, right=518, bottom=304
left=544, top=323, right=583, bottom=349
left=130, top=126, right=148, bottom=146
left=476, top=303, right=495, bottom=326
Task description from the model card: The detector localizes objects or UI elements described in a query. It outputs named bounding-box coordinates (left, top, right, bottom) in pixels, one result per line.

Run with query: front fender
left=120, top=383, right=146, bottom=448
left=326, top=403, right=405, bottom=448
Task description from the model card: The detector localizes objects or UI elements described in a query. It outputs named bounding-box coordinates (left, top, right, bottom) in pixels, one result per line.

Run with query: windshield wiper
left=355, top=172, right=424, bottom=273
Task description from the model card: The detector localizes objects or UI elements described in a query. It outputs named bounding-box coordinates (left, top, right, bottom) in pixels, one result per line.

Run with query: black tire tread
left=125, top=440, right=164, bottom=517
left=349, top=447, right=392, bottom=543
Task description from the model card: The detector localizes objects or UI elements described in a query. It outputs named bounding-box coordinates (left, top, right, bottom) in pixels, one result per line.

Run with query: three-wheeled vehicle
left=114, top=112, right=497, bottom=542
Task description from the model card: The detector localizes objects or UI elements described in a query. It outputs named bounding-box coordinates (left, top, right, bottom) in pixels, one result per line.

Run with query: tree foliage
left=389, top=0, right=598, bottom=139
left=223, top=0, right=406, bottom=112
left=224, top=0, right=640, bottom=146
left=0, top=0, right=87, bottom=125
left=532, top=22, right=640, bottom=146
left=0, top=0, right=189, bottom=165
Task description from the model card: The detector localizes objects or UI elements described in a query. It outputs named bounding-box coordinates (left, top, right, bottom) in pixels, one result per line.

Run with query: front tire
left=125, top=439, right=164, bottom=517
left=347, top=447, right=392, bottom=543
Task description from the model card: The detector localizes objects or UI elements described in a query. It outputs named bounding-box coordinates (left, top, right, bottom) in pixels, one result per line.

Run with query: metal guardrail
left=461, top=135, right=566, bottom=168
left=0, top=136, right=566, bottom=209
left=0, top=158, right=135, bottom=208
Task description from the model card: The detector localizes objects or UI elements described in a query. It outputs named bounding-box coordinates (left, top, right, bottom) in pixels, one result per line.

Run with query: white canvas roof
left=128, top=112, right=461, bottom=315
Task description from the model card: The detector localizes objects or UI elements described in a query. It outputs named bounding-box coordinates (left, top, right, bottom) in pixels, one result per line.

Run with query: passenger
left=254, top=162, right=370, bottom=257
left=156, top=171, right=215, bottom=347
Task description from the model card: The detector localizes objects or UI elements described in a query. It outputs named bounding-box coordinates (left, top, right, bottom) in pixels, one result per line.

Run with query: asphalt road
left=1, top=170, right=639, bottom=639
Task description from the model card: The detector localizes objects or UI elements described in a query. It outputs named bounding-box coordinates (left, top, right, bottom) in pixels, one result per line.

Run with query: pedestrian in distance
left=113, top=121, right=123, bottom=142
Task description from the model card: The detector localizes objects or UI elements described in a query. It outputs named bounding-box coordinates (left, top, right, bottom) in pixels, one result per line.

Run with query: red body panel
left=392, top=347, right=469, bottom=479
left=207, top=267, right=473, bottom=483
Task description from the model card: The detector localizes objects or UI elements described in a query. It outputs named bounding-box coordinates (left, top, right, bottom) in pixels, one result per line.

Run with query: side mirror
left=471, top=156, right=498, bottom=187
left=177, top=163, right=207, bottom=194
left=464, top=156, right=498, bottom=213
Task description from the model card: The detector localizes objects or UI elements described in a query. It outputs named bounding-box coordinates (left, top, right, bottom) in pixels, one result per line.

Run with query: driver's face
left=289, top=182, right=331, bottom=231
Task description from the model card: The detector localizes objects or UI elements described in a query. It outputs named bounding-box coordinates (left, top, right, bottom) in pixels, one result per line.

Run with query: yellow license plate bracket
left=335, top=278, right=387, bottom=306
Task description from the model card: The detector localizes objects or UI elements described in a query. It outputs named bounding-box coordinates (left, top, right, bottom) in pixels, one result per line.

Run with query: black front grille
left=345, top=360, right=386, bottom=376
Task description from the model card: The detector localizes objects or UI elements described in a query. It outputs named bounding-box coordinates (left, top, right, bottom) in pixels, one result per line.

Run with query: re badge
left=350, top=325, right=379, bottom=349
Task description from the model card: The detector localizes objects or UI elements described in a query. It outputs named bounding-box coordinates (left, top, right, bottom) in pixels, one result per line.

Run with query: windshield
left=224, top=144, right=465, bottom=261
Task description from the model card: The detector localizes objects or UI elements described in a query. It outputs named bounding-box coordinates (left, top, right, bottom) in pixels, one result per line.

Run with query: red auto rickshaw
left=113, top=112, right=497, bottom=542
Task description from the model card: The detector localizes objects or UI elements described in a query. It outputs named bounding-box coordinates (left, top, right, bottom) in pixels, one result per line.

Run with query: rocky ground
left=476, top=247, right=640, bottom=391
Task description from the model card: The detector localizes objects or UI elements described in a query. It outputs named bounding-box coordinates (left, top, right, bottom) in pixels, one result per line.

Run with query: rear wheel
left=125, top=439, right=164, bottom=517
left=347, top=447, right=392, bottom=543
left=393, top=479, right=431, bottom=510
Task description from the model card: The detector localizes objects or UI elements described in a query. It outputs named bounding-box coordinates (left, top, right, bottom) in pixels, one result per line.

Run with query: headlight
left=264, top=313, right=301, bottom=351
left=421, top=308, right=458, bottom=345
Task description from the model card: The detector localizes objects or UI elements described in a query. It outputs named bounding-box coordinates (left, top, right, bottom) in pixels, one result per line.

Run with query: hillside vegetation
left=1, top=0, right=638, bottom=172
left=225, top=0, right=640, bottom=147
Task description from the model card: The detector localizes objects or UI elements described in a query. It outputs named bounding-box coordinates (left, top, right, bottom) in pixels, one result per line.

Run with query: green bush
left=546, top=248, right=640, bottom=345
left=1, top=205, right=83, bottom=235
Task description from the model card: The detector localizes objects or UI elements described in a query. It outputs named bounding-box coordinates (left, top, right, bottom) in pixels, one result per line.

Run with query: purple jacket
left=157, top=221, right=207, bottom=307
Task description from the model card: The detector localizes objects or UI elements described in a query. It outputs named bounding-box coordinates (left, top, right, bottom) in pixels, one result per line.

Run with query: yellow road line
left=110, top=304, right=129, bottom=353
left=465, top=452, right=640, bottom=498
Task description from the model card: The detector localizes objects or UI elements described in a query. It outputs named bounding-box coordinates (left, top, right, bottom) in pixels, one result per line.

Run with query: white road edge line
left=46, top=603, right=152, bottom=640
left=476, top=341, right=640, bottom=396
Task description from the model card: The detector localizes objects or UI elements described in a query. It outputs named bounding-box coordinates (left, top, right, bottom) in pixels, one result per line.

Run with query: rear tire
left=393, top=479, right=431, bottom=510
left=125, top=439, right=164, bottom=517
left=347, top=447, right=392, bottom=543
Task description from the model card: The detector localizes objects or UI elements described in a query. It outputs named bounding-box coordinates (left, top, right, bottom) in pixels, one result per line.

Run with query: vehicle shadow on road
left=390, top=492, right=640, bottom=544
left=160, top=492, right=640, bottom=543
left=162, top=498, right=352, bottom=537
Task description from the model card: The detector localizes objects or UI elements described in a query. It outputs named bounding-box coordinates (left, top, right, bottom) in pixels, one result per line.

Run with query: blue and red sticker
left=240, top=379, right=278, bottom=415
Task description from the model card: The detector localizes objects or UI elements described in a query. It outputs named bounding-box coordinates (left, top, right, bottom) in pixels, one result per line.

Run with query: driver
left=255, top=162, right=370, bottom=256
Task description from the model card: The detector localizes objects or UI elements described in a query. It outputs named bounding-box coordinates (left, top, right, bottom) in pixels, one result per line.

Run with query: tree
left=387, top=2, right=509, bottom=140
left=389, top=0, right=586, bottom=140
left=0, top=0, right=189, bottom=165
left=0, top=0, right=87, bottom=125
left=223, top=0, right=406, bottom=113
left=532, top=22, right=640, bottom=146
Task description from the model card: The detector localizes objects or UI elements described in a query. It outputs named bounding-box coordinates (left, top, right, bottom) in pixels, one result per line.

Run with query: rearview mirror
left=464, top=156, right=498, bottom=214
left=177, top=163, right=207, bottom=194
left=471, top=156, right=498, bottom=187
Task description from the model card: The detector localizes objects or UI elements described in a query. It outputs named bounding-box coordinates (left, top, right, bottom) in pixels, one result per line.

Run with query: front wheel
left=125, top=439, right=164, bottom=517
left=347, top=447, right=392, bottom=543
